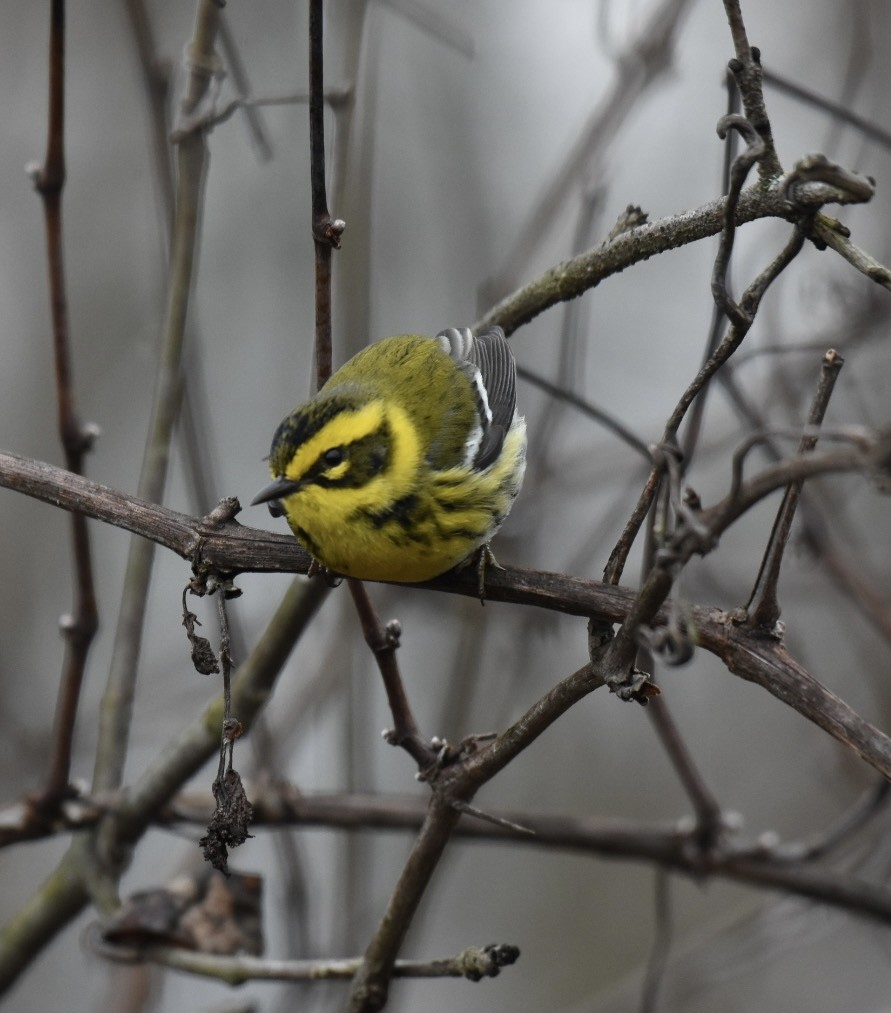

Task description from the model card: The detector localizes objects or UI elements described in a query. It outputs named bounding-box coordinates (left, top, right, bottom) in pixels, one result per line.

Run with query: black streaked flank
left=361, top=492, right=424, bottom=530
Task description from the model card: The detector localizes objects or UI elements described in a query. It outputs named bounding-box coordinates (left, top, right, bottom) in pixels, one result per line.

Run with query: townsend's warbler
left=252, top=326, right=526, bottom=584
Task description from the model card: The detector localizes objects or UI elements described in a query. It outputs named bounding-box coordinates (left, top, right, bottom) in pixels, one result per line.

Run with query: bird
left=251, top=326, right=526, bottom=587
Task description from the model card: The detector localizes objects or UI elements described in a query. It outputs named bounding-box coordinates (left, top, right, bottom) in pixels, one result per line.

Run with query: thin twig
left=123, top=0, right=175, bottom=236
left=378, top=0, right=474, bottom=58
left=604, top=217, right=810, bottom=588
left=517, top=364, right=651, bottom=460
left=721, top=0, right=782, bottom=180
left=637, top=476, right=723, bottom=842
left=711, top=114, right=767, bottom=327
left=745, top=349, right=845, bottom=632
left=603, top=465, right=661, bottom=586
left=217, top=12, right=272, bottom=159
left=346, top=581, right=438, bottom=770
left=672, top=218, right=808, bottom=440
left=214, top=588, right=234, bottom=783
left=30, top=0, right=100, bottom=804
left=88, top=928, right=518, bottom=984
left=197, top=86, right=352, bottom=133
left=714, top=353, right=891, bottom=654
left=772, top=780, right=891, bottom=863
left=704, top=434, right=876, bottom=541
left=763, top=65, right=891, bottom=152
left=309, top=0, right=342, bottom=389
left=680, top=68, right=741, bottom=464
left=639, top=870, right=672, bottom=1013
left=811, top=216, right=891, bottom=290
left=648, top=695, right=724, bottom=846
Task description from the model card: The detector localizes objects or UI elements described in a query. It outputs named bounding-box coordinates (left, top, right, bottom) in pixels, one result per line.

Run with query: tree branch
left=9, top=787, right=891, bottom=928
left=478, top=175, right=878, bottom=339
left=30, top=0, right=100, bottom=804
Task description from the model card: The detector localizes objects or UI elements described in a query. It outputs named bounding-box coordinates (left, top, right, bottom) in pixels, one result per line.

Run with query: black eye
left=323, top=447, right=345, bottom=467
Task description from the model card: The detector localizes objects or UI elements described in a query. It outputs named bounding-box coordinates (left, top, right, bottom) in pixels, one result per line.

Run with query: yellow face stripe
left=280, top=412, right=525, bottom=581
left=374, top=402, right=421, bottom=499
left=283, top=399, right=422, bottom=507
left=284, top=400, right=386, bottom=482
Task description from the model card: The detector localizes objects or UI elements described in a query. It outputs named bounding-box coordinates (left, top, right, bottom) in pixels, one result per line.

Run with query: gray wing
left=436, top=325, right=517, bottom=470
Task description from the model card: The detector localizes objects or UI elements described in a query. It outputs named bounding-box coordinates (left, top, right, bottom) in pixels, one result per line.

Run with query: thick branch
left=2, top=445, right=891, bottom=781
left=478, top=178, right=878, bottom=338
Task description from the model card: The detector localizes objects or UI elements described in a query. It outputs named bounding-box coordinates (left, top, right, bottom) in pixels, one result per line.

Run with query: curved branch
left=478, top=177, right=878, bottom=338
left=0, top=450, right=309, bottom=574
left=2, top=446, right=890, bottom=780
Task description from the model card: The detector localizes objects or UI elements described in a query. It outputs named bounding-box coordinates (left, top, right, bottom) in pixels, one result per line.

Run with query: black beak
left=251, top=477, right=300, bottom=517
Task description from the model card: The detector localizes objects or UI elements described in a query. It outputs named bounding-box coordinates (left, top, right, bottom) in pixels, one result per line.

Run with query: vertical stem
left=310, top=0, right=334, bottom=389
left=34, top=0, right=99, bottom=801
left=215, top=589, right=234, bottom=782
left=745, top=349, right=845, bottom=631
left=721, top=0, right=782, bottom=181
left=348, top=797, right=463, bottom=1012
left=639, top=869, right=672, bottom=1013
left=92, top=0, right=222, bottom=794
left=123, top=0, right=176, bottom=237
left=347, top=580, right=435, bottom=768
left=680, top=69, right=741, bottom=464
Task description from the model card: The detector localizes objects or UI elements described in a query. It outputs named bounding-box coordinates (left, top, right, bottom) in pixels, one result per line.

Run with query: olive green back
left=320, top=335, right=478, bottom=471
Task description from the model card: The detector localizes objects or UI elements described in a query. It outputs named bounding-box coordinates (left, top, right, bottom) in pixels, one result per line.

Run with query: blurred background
left=2, top=1, right=891, bottom=1011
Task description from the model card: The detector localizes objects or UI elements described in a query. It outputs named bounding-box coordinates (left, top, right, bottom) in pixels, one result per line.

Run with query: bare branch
left=763, top=65, right=891, bottom=151
left=744, top=349, right=845, bottom=632
left=640, top=871, right=672, bottom=1013
left=721, top=1, right=782, bottom=179
left=309, top=0, right=343, bottom=388
left=348, top=796, right=464, bottom=1011
left=490, top=186, right=851, bottom=340
left=217, top=13, right=272, bottom=159
left=712, top=113, right=768, bottom=327
left=30, top=0, right=100, bottom=804
left=604, top=219, right=810, bottom=587
left=347, top=582, right=438, bottom=770
left=12, top=786, right=891, bottom=929
left=86, top=925, right=518, bottom=984
left=517, top=364, right=651, bottom=460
